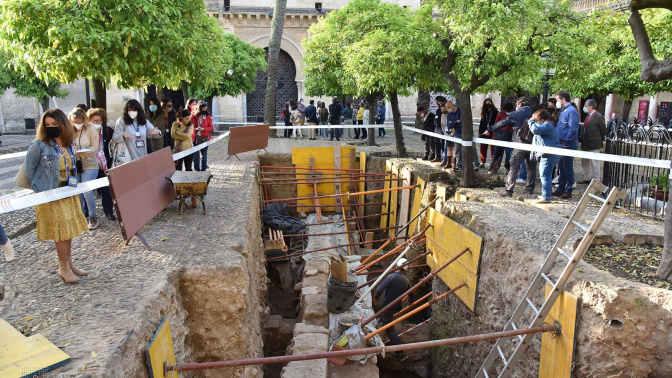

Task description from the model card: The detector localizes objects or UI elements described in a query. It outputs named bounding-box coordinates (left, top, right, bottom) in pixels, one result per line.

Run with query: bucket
left=327, top=275, right=358, bottom=314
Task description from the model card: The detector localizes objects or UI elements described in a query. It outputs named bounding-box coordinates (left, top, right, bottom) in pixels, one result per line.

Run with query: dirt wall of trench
left=427, top=202, right=672, bottom=378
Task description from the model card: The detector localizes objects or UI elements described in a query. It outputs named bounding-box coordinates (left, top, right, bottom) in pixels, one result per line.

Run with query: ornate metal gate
left=246, top=49, right=298, bottom=122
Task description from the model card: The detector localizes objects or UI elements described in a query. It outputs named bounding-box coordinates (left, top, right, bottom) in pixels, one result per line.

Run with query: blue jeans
left=539, top=155, right=561, bottom=200
left=194, top=146, right=208, bottom=171
left=557, top=140, right=579, bottom=193
left=78, top=169, right=98, bottom=218
left=319, top=121, right=328, bottom=137
left=0, top=223, right=7, bottom=245
left=519, top=161, right=527, bottom=180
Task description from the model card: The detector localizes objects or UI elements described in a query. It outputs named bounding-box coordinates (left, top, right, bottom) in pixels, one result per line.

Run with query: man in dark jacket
left=305, top=100, right=318, bottom=140
left=489, top=97, right=535, bottom=197
left=328, top=97, right=342, bottom=141
left=418, top=106, right=437, bottom=160
left=579, top=99, right=607, bottom=183
left=376, top=101, right=386, bottom=137
left=374, top=259, right=413, bottom=359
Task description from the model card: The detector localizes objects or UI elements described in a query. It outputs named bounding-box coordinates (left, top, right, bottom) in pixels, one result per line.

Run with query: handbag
left=110, top=141, right=131, bottom=168
left=96, top=132, right=108, bottom=170
left=15, top=163, right=31, bottom=189
left=172, top=144, right=182, bottom=154
left=195, top=135, right=208, bottom=145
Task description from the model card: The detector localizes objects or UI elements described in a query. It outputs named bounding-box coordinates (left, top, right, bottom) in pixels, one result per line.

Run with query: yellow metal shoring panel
left=388, top=164, right=399, bottom=236
left=145, top=318, right=178, bottom=378
left=407, top=177, right=426, bottom=237
left=379, top=161, right=393, bottom=228
left=426, top=207, right=484, bottom=311
left=0, top=319, right=71, bottom=378
left=539, top=286, right=579, bottom=378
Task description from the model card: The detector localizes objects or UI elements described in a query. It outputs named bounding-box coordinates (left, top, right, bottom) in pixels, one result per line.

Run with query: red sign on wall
left=637, top=100, right=649, bottom=122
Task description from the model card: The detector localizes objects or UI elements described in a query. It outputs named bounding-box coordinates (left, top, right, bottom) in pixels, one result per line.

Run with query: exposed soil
left=584, top=242, right=671, bottom=290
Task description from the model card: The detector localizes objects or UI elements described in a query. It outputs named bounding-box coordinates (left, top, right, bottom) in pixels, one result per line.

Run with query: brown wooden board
left=106, top=147, right=176, bottom=242
left=407, top=177, right=426, bottom=236
left=379, top=161, right=393, bottom=229
left=227, top=124, right=270, bottom=156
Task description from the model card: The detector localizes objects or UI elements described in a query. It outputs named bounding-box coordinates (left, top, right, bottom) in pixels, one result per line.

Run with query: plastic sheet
left=261, top=203, right=307, bottom=234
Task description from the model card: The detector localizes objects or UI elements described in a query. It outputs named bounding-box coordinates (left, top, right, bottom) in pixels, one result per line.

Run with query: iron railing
left=603, top=117, right=671, bottom=219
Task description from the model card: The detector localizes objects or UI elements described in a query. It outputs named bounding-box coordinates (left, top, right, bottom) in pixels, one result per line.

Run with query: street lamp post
left=541, top=54, right=556, bottom=104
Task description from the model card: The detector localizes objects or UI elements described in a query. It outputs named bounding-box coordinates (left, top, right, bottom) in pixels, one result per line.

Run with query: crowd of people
left=281, top=97, right=386, bottom=141
left=419, top=91, right=607, bottom=204
left=9, top=97, right=213, bottom=282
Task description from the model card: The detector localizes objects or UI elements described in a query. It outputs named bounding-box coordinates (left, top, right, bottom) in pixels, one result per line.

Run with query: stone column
left=648, top=93, right=658, bottom=121
left=605, top=93, right=615, bottom=120
left=212, top=97, right=220, bottom=120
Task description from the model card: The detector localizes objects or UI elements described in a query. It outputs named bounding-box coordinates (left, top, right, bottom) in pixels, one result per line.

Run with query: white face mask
left=128, top=111, right=138, bottom=119
left=74, top=123, right=84, bottom=130
left=556, top=100, right=563, bottom=109
left=583, top=106, right=589, bottom=114
left=505, top=111, right=512, bottom=116
left=91, top=123, right=102, bottom=130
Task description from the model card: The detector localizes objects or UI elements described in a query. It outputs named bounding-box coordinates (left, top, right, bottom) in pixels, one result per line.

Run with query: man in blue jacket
left=376, top=101, right=386, bottom=137
left=553, top=91, right=579, bottom=199
left=487, top=97, right=535, bottom=196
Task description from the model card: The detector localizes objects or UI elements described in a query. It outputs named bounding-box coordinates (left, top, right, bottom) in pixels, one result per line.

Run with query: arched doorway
left=246, top=49, right=298, bottom=122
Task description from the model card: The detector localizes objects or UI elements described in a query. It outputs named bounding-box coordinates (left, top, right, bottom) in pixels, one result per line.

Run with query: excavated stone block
left=305, top=259, right=330, bottom=275
left=299, top=293, right=329, bottom=327
left=287, top=333, right=329, bottom=355
left=302, top=274, right=328, bottom=291
left=281, top=360, right=328, bottom=378
left=293, top=323, right=330, bottom=337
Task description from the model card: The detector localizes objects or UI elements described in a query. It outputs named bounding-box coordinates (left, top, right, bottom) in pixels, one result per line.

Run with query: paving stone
left=293, top=322, right=330, bottom=337
left=287, top=332, right=329, bottom=355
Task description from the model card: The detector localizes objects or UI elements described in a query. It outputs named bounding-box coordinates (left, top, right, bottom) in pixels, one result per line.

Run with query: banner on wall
left=637, top=100, right=649, bottom=121
left=658, top=102, right=669, bottom=123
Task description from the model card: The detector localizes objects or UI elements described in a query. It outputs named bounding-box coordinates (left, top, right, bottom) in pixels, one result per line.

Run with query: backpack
left=517, top=121, right=534, bottom=144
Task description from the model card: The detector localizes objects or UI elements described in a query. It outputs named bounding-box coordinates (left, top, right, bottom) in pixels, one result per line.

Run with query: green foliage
left=650, top=174, right=670, bottom=191
left=0, top=49, right=68, bottom=100
left=553, top=9, right=672, bottom=100
left=0, top=0, right=230, bottom=91
left=303, top=0, right=447, bottom=98
left=191, top=34, right=267, bottom=99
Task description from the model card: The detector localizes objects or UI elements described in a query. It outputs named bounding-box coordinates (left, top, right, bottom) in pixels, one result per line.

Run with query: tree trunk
left=92, top=79, right=107, bottom=111
left=264, top=0, right=288, bottom=137
left=456, top=89, right=476, bottom=188
left=366, top=93, right=378, bottom=146
left=156, top=87, right=164, bottom=102
left=390, top=92, right=406, bottom=158
left=416, top=90, right=430, bottom=129
left=181, top=80, right=190, bottom=102
left=623, top=99, right=634, bottom=120
left=658, top=204, right=672, bottom=281
left=40, top=96, right=50, bottom=114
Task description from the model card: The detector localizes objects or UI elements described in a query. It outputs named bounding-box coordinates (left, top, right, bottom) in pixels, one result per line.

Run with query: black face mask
left=46, top=126, right=61, bottom=139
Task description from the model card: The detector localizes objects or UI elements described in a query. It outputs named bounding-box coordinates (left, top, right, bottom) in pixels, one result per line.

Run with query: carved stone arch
left=247, top=35, right=304, bottom=81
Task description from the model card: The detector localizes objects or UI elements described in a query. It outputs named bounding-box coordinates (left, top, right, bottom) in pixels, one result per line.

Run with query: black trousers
left=176, top=153, right=194, bottom=171
left=96, top=169, right=114, bottom=216
left=379, top=308, right=402, bottom=345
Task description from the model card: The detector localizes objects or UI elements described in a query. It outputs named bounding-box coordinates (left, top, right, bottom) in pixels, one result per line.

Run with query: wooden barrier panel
left=227, top=124, right=270, bottom=156
left=107, top=147, right=176, bottom=243
left=539, top=286, right=579, bottom=378
left=426, top=207, right=484, bottom=312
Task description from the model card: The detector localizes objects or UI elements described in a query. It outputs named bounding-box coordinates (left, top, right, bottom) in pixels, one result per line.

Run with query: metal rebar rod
left=394, top=292, right=433, bottom=318
left=265, top=236, right=409, bottom=262
left=259, top=178, right=407, bottom=185
left=384, top=318, right=432, bottom=344
left=365, top=264, right=429, bottom=275
left=284, top=202, right=384, bottom=208
left=259, top=171, right=387, bottom=177
left=282, top=225, right=403, bottom=238
left=365, top=282, right=467, bottom=340
left=303, top=213, right=390, bottom=226
left=357, top=251, right=430, bottom=276
left=361, top=248, right=468, bottom=327
left=260, top=165, right=365, bottom=172
left=356, top=237, right=428, bottom=275
left=262, top=185, right=416, bottom=204
left=165, top=324, right=559, bottom=372
left=356, top=226, right=430, bottom=274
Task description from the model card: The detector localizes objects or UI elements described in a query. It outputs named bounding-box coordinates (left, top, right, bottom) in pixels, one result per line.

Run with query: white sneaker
left=552, top=176, right=559, bottom=184
left=516, top=178, right=526, bottom=184
left=572, top=182, right=578, bottom=189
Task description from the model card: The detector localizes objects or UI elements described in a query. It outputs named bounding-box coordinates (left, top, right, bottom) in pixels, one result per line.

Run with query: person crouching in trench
left=374, top=258, right=413, bottom=360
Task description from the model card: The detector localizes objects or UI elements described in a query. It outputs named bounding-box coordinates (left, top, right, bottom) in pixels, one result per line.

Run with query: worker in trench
left=374, top=258, right=413, bottom=361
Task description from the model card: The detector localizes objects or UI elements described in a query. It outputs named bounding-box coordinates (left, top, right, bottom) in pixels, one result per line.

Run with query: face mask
left=149, top=105, right=158, bottom=112
left=583, top=106, right=589, bottom=114
left=74, top=123, right=84, bottom=130
left=46, top=126, right=61, bottom=139
left=556, top=101, right=563, bottom=109
left=446, top=107, right=455, bottom=113
left=91, top=123, right=102, bottom=131
left=166, top=106, right=173, bottom=112
left=128, top=111, right=138, bottom=119
left=505, top=111, right=512, bottom=116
